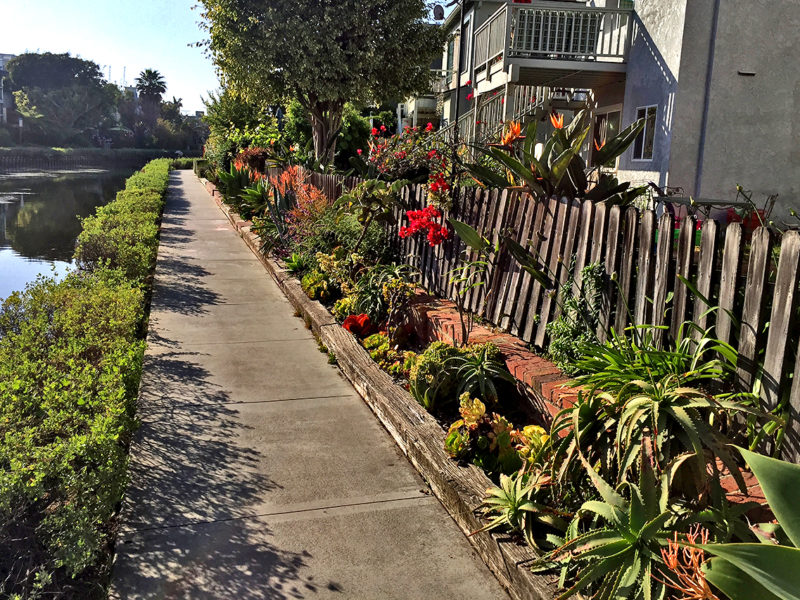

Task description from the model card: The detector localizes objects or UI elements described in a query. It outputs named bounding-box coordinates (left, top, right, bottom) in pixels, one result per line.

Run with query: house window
left=591, top=110, right=621, bottom=167
left=459, top=18, right=472, bottom=75
left=632, top=105, right=657, bottom=161
left=446, top=38, right=455, bottom=85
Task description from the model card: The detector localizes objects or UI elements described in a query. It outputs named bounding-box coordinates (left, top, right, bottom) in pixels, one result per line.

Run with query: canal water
left=0, top=169, right=133, bottom=301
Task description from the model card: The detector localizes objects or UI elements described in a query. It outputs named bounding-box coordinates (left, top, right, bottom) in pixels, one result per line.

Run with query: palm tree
left=135, top=69, right=166, bottom=103
left=135, top=69, right=166, bottom=132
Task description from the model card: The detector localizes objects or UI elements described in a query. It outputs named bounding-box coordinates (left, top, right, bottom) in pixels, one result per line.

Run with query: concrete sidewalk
left=110, top=170, right=506, bottom=599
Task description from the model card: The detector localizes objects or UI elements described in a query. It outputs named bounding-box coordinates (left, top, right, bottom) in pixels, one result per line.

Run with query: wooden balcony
left=473, top=1, right=632, bottom=90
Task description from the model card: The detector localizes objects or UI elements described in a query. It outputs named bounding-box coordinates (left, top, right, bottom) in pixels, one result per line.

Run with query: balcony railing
left=474, top=3, right=633, bottom=79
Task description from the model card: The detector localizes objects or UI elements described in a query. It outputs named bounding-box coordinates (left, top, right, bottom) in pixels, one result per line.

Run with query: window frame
left=591, top=105, right=623, bottom=168
left=632, top=104, right=657, bottom=162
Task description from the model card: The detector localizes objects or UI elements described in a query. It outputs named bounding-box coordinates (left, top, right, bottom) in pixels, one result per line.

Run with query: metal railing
left=510, top=4, right=632, bottom=62
left=474, top=4, right=511, bottom=78
left=474, top=2, right=633, bottom=78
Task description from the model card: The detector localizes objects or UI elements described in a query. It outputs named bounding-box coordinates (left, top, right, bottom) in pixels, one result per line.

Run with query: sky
left=1, top=0, right=219, bottom=114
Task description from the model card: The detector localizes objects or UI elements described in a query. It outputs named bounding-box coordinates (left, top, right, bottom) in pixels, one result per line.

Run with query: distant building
left=0, top=53, right=17, bottom=125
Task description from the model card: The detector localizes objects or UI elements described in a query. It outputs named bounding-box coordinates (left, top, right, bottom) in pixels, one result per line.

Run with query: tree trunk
left=307, top=101, right=344, bottom=166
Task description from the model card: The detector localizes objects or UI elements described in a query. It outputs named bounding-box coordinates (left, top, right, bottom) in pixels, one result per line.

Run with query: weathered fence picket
left=281, top=167, right=800, bottom=460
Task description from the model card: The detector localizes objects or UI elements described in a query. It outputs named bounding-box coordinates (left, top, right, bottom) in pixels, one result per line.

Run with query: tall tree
left=6, top=53, right=115, bottom=145
left=135, top=69, right=167, bottom=131
left=6, top=52, right=104, bottom=90
left=198, top=0, right=445, bottom=164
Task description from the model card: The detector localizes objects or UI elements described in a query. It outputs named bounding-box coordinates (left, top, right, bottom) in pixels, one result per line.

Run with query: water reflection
left=0, top=169, right=132, bottom=300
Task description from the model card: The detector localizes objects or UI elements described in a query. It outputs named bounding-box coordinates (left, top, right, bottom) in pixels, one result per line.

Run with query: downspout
left=694, top=0, right=721, bottom=197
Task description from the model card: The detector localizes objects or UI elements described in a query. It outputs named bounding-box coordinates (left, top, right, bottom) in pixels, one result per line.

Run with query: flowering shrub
left=233, top=146, right=275, bottom=173
left=398, top=205, right=450, bottom=247
left=342, top=313, right=374, bottom=337
left=284, top=173, right=332, bottom=242
left=366, top=125, right=451, bottom=208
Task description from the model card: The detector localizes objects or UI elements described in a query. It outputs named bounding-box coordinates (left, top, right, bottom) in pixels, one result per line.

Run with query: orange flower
left=655, top=526, right=719, bottom=600
left=594, top=138, right=606, bottom=151
left=501, top=120, right=522, bottom=146
left=550, top=112, right=564, bottom=130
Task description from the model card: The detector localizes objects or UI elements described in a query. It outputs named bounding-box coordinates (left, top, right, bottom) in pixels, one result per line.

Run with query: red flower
left=426, top=122, right=434, bottom=132
left=380, top=125, right=386, bottom=132
left=465, top=80, right=472, bottom=86
left=371, top=127, right=379, bottom=136
left=342, top=314, right=374, bottom=337
left=466, top=92, right=474, bottom=101
left=399, top=205, right=449, bottom=246
left=357, top=148, right=363, bottom=155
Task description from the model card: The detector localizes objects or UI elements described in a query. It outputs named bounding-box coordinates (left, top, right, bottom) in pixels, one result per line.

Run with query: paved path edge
left=200, top=176, right=558, bottom=600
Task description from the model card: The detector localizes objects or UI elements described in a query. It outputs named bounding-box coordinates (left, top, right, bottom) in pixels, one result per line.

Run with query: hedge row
left=0, top=159, right=171, bottom=598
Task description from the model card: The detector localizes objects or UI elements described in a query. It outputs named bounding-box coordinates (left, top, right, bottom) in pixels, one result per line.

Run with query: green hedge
left=74, top=159, right=170, bottom=282
left=0, top=158, right=171, bottom=597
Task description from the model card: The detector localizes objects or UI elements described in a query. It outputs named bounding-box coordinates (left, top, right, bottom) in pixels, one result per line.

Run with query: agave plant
left=473, top=470, right=567, bottom=551
left=467, top=110, right=648, bottom=205
left=701, top=447, right=800, bottom=600
left=538, top=457, right=673, bottom=600
left=216, top=162, right=252, bottom=205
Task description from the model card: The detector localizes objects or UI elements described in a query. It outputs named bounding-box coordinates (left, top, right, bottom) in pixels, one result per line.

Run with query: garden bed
left=203, top=177, right=559, bottom=600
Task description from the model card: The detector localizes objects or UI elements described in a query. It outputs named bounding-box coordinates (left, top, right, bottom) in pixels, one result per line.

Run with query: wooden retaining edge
left=201, top=178, right=558, bottom=600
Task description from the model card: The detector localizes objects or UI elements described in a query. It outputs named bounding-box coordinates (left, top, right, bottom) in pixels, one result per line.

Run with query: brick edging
left=200, top=177, right=558, bottom=600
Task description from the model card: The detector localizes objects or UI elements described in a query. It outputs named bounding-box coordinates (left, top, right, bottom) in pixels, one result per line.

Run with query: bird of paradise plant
left=466, top=109, right=648, bottom=205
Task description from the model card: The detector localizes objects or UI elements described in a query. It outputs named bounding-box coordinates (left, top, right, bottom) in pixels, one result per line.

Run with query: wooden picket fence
left=280, top=168, right=800, bottom=460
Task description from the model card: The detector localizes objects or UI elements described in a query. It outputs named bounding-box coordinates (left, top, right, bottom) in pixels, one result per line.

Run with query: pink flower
left=426, top=122, right=434, bottom=132
left=357, top=149, right=363, bottom=155
left=466, top=92, right=474, bottom=101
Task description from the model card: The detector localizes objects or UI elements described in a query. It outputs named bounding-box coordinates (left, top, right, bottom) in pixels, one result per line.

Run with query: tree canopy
left=7, top=53, right=116, bottom=145
left=6, top=53, right=104, bottom=90
left=199, top=0, right=445, bottom=163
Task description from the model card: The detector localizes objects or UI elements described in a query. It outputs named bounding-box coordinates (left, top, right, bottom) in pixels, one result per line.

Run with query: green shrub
left=291, top=209, right=393, bottom=268
left=0, top=271, right=145, bottom=591
left=0, top=158, right=169, bottom=598
left=546, top=262, right=604, bottom=374
left=74, top=160, right=170, bottom=282
left=170, top=157, right=197, bottom=169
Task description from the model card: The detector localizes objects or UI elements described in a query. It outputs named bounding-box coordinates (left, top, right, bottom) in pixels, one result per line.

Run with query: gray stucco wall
left=616, top=0, right=687, bottom=189
left=699, top=0, right=799, bottom=214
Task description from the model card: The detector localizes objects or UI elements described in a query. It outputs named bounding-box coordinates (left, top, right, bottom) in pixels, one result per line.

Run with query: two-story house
left=436, top=0, right=799, bottom=216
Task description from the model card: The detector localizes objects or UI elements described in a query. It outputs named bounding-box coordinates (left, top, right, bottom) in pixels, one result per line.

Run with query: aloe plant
left=474, top=470, right=567, bottom=551
left=538, top=457, right=672, bottom=600
left=701, top=447, right=800, bottom=600
left=467, top=110, right=648, bottom=205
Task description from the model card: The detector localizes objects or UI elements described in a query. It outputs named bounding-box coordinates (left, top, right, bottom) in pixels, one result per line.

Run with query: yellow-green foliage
left=0, top=159, right=170, bottom=596
left=74, top=159, right=170, bottom=282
